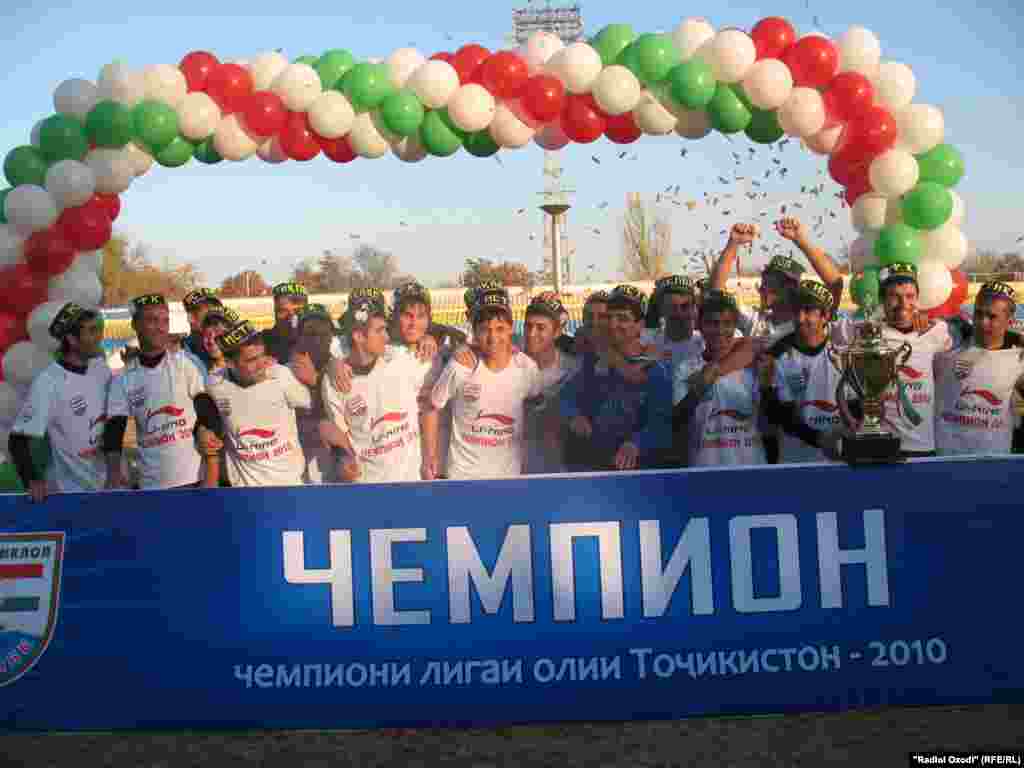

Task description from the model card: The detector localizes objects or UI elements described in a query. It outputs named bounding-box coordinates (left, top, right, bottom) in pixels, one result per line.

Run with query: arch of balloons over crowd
left=0, top=15, right=968, bottom=409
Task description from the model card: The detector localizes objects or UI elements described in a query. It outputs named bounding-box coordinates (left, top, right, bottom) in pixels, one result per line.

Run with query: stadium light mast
left=512, top=1, right=584, bottom=293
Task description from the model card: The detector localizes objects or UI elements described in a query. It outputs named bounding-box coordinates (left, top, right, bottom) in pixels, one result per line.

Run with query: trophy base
left=842, top=433, right=905, bottom=466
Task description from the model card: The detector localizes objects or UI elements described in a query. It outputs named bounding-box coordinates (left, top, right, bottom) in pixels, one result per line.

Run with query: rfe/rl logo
left=0, top=532, right=65, bottom=687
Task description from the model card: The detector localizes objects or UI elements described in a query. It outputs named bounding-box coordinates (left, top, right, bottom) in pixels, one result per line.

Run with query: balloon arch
left=0, top=17, right=969, bottom=398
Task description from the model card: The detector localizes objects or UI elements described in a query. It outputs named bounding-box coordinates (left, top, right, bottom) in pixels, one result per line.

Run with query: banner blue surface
left=1, top=457, right=1022, bottom=731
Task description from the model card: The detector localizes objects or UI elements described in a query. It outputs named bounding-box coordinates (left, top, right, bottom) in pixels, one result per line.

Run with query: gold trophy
left=828, top=291, right=911, bottom=465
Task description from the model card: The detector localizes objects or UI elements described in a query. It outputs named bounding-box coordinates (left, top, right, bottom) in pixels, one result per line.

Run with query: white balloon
left=885, top=199, right=905, bottom=227
left=838, top=26, right=881, bottom=77
left=250, top=51, right=289, bottom=90
left=0, top=382, right=18, bottom=426
left=74, top=250, right=104, bottom=277
left=803, top=125, right=843, bottom=155
left=872, top=62, right=916, bottom=112
left=895, top=104, right=944, bottom=155
left=778, top=87, right=825, bottom=138
left=2, top=342, right=53, bottom=389
left=44, top=160, right=96, bottom=210
left=271, top=63, right=323, bottom=112
left=27, top=301, right=66, bottom=352
left=921, top=223, right=968, bottom=269
left=633, top=91, right=676, bottom=135
left=391, top=134, right=428, bottom=163
left=591, top=65, right=642, bottom=116
left=852, top=193, right=890, bottom=233
left=708, top=29, right=756, bottom=83
left=949, top=189, right=965, bottom=226
left=447, top=84, right=497, bottom=133
left=348, top=113, right=390, bottom=158
left=407, top=60, right=460, bottom=110
left=673, top=17, right=715, bottom=61
left=308, top=91, right=355, bottom=139
left=522, top=31, right=564, bottom=71
left=213, top=115, right=259, bottom=161
left=4, top=185, right=58, bottom=237
left=97, top=66, right=145, bottom=107
left=545, top=42, right=603, bottom=95
left=675, top=107, right=712, bottom=139
left=742, top=59, right=794, bottom=110
left=489, top=102, right=535, bottom=148
left=123, top=142, right=154, bottom=177
left=387, top=48, right=426, bottom=88
left=869, top=150, right=919, bottom=198
left=257, top=136, right=288, bottom=164
left=47, top=269, right=102, bottom=306
left=53, top=78, right=99, bottom=119
left=84, top=148, right=134, bottom=194
left=916, top=262, right=954, bottom=310
left=0, top=224, right=25, bottom=268
left=177, top=92, right=222, bottom=141
left=142, top=64, right=187, bottom=107
left=849, top=233, right=880, bottom=273
left=534, top=122, right=570, bottom=150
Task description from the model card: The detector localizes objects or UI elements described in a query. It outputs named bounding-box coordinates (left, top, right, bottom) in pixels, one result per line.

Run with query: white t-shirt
left=771, top=338, right=843, bottom=464
left=644, top=329, right=705, bottom=372
left=935, top=341, right=1024, bottom=456
left=321, top=350, right=429, bottom=484
left=108, top=350, right=206, bottom=489
left=13, top=359, right=111, bottom=492
left=738, top=306, right=795, bottom=344
left=207, top=364, right=311, bottom=487
left=833, top=319, right=954, bottom=453
left=674, top=358, right=766, bottom=467
left=524, top=350, right=580, bottom=475
left=431, top=352, right=543, bottom=480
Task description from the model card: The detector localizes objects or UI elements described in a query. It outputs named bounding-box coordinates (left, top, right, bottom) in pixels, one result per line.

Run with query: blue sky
left=1, top=0, right=1021, bottom=287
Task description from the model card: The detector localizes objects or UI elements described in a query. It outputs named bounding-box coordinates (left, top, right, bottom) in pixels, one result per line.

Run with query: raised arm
left=710, top=223, right=759, bottom=290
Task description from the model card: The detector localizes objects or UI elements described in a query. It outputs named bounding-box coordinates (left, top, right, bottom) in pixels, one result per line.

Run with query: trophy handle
left=896, top=342, right=912, bottom=367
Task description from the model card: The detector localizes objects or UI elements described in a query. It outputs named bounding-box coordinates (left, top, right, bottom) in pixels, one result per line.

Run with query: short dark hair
left=58, top=309, right=100, bottom=357
left=224, top=334, right=265, bottom=362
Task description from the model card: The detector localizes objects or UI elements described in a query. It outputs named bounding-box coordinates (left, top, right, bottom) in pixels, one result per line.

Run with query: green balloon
left=193, top=138, right=222, bottom=164
left=852, top=266, right=881, bottom=308
left=731, top=84, right=753, bottom=111
left=85, top=100, right=134, bottom=148
left=317, top=49, right=356, bottom=90
left=746, top=108, right=784, bottom=144
left=132, top=100, right=179, bottom=153
left=155, top=135, right=193, bottom=167
left=380, top=90, right=425, bottom=137
left=294, top=55, right=319, bottom=66
left=592, top=24, right=636, bottom=67
left=901, top=182, right=953, bottom=231
left=916, top=144, right=964, bottom=188
left=707, top=83, right=752, bottom=134
left=0, top=188, right=9, bottom=223
left=344, top=62, right=394, bottom=112
left=632, top=33, right=680, bottom=85
left=874, top=224, right=922, bottom=266
left=667, top=59, right=716, bottom=109
left=464, top=129, right=499, bottom=158
left=0, top=462, right=20, bottom=491
left=419, top=110, right=463, bottom=157
left=38, top=114, right=89, bottom=163
left=4, top=146, right=48, bottom=187
left=616, top=42, right=642, bottom=78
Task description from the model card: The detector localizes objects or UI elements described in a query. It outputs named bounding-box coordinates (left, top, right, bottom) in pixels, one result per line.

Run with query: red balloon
left=24, top=229, right=76, bottom=277
left=828, top=146, right=870, bottom=187
left=278, top=113, right=321, bottom=161
left=842, top=105, right=898, bottom=158
left=750, top=17, right=797, bottom=60
left=521, top=74, right=565, bottom=123
left=90, top=193, right=121, bottom=222
left=452, top=44, right=491, bottom=84
left=823, top=72, right=875, bottom=124
left=561, top=93, right=606, bottom=144
left=179, top=51, right=220, bottom=92
left=605, top=112, right=641, bottom=144
left=844, top=175, right=873, bottom=207
left=477, top=51, right=529, bottom=99
left=205, top=63, right=254, bottom=114
left=949, top=269, right=969, bottom=308
left=781, top=35, right=839, bottom=89
left=318, top=134, right=357, bottom=163
left=242, top=91, right=288, bottom=137
left=56, top=205, right=113, bottom=251
left=0, top=265, right=47, bottom=316
left=429, top=52, right=454, bottom=65
left=0, top=312, right=27, bottom=352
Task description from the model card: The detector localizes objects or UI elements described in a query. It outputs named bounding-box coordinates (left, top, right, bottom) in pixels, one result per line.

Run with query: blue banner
left=1, top=457, right=1022, bottom=731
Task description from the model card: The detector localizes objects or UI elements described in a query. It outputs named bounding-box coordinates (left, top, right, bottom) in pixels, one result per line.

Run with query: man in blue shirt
left=560, top=285, right=674, bottom=471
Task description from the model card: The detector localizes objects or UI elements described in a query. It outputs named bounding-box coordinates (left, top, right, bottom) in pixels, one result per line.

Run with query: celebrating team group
left=8, top=216, right=1024, bottom=501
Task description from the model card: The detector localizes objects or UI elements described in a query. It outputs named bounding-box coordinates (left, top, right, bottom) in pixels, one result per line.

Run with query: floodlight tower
left=512, top=1, right=585, bottom=292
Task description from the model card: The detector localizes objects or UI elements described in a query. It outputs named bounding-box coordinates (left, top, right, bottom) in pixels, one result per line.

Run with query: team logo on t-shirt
left=898, top=365, right=925, bottom=380
left=959, top=388, right=1002, bottom=407
left=708, top=408, right=751, bottom=422
left=346, top=395, right=367, bottom=421
left=239, top=428, right=277, bottom=440
left=69, top=396, right=87, bottom=417
left=144, top=405, right=185, bottom=433
left=370, top=412, right=407, bottom=431
left=475, top=411, right=515, bottom=426
left=0, top=532, right=64, bottom=688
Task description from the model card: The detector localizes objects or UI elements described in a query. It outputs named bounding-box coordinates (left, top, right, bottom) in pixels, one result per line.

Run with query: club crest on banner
left=0, top=532, right=65, bottom=687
